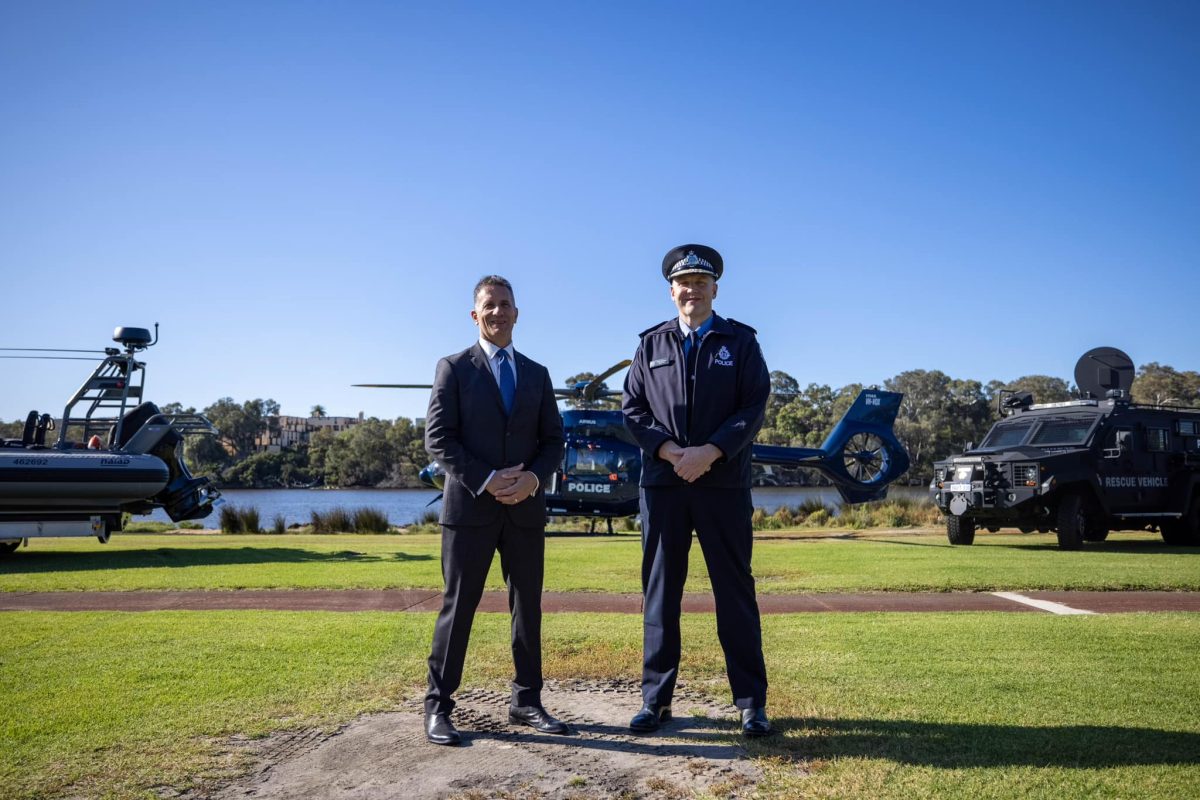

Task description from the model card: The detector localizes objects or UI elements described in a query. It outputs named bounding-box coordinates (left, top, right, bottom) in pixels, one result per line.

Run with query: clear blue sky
left=2, top=0, right=1197, bottom=424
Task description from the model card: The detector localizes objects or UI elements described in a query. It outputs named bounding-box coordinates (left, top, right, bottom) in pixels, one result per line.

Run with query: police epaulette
left=726, top=318, right=758, bottom=335
left=638, top=320, right=676, bottom=337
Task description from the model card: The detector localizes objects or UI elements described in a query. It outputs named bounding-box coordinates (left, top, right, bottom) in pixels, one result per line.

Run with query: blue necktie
left=496, top=349, right=516, bottom=414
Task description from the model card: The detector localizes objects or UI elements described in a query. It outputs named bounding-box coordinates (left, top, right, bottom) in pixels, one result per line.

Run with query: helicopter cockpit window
left=1029, top=416, right=1095, bottom=446
left=981, top=421, right=1033, bottom=448
left=568, top=448, right=613, bottom=475
left=566, top=446, right=639, bottom=475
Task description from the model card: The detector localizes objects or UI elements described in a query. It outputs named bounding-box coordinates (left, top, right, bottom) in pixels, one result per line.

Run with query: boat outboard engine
left=119, top=402, right=219, bottom=521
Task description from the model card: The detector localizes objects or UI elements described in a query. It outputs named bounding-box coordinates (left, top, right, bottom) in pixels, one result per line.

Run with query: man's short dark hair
left=474, top=275, right=515, bottom=304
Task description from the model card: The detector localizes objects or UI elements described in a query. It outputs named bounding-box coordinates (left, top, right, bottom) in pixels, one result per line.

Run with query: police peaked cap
left=662, top=244, right=723, bottom=282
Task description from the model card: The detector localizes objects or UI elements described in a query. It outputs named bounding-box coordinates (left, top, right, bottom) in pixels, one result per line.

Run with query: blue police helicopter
left=357, top=364, right=910, bottom=532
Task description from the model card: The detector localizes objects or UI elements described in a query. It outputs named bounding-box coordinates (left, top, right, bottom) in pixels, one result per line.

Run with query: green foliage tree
left=1133, top=363, right=1200, bottom=407
left=202, top=397, right=280, bottom=459
left=883, top=370, right=990, bottom=481
left=774, top=383, right=836, bottom=447
left=984, top=375, right=1074, bottom=408
left=221, top=448, right=313, bottom=488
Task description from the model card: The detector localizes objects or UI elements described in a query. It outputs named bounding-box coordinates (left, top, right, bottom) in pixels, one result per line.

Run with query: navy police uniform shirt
left=622, top=313, right=770, bottom=488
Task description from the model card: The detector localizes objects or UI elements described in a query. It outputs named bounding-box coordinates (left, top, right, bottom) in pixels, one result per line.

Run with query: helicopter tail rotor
left=751, top=389, right=910, bottom=504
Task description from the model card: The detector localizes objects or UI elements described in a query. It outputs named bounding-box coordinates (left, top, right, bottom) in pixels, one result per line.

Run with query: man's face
left=471, top=284, right=518, bottom=346
left=670, top=274, right=717, bottom=321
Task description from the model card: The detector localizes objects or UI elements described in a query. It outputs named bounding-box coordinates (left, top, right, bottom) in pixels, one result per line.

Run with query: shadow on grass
left=544, top=529, right=637, bottom=538
left=0, top=547, right=434, bottom=573
left=758, top=717, right=1200, bottom=767
left=872, top=536, right=1199, bottom=555
left=993, top=540, right=1198, bottom=555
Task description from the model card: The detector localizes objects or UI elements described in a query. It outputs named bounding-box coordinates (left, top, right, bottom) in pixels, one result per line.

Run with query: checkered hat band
left=671, top=256, right=713, bottom=272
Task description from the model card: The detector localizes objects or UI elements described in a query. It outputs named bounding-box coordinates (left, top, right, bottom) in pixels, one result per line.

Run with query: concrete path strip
left=1, top=589, right=1198, bottom=614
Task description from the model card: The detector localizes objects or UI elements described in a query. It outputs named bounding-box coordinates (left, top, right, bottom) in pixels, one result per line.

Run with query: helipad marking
left=991, top=592, right=1096, bottom=615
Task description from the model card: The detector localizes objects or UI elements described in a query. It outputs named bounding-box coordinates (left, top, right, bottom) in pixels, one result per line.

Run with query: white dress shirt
left=473, top=338, right=539, bottom=497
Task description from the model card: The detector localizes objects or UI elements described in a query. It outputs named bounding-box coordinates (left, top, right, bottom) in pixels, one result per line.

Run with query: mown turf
left=2, top=531, right=1198, bottom=593
left=1, top=612, right=1197, bottom=799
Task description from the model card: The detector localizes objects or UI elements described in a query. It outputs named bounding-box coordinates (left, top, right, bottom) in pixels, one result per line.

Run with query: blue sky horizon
left=2, top=1, right=1197, bottom=423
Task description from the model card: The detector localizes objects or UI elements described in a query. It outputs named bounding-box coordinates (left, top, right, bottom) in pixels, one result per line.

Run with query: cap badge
left=685, top=252, right=700, bottom=266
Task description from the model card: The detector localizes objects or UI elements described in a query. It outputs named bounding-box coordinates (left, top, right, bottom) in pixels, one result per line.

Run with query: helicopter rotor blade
left=0, top=355, right=105, bottom=361
left=352, top=384, right=434, bottom=389
left=582, top=359, right=632, bottom=402
left=0, top=347, right=108, bottom=353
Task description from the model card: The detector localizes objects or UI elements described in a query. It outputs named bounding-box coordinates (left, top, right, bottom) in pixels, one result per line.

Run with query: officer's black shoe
left=741, top=707, right=772, bottom=738
left=425, top=712, right=462, bottom=746
left=629, top=703, right=672, bottom=733
left=509, top=704, right=569, bottom=734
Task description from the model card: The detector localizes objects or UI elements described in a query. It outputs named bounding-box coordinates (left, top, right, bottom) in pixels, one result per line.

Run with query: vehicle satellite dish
left=1074, top=347, right=1134, bottom=399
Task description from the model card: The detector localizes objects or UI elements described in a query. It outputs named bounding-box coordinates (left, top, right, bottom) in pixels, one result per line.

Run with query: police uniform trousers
left=425, top=519, right=545, bottom=715
left=640, top=484, right=767, bottom=710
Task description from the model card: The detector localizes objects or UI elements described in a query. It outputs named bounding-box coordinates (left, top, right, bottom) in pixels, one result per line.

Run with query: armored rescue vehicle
left=930, top=348, right=1200, bottom=549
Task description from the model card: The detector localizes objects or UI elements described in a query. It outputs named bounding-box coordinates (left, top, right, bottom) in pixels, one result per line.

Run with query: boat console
left=1, top=325, right=222, bottom=553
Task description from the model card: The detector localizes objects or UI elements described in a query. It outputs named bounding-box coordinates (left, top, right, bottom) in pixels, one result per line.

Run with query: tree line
left=2, top=363, right=1197, bottom=487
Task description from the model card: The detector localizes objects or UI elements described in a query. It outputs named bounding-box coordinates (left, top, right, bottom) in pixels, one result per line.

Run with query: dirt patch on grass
left=182, top=680, right=764, bottom=799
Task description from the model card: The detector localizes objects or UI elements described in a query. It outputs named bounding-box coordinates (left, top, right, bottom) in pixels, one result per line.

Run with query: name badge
left=649, top=358, right=673, bottom=368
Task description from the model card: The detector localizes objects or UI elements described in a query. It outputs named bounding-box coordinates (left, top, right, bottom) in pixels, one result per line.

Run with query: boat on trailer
left=0, top=326, right=221, bottom=554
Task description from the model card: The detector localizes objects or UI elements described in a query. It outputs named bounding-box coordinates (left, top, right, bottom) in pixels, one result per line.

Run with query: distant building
left=255, top=412, right=365, bottom=452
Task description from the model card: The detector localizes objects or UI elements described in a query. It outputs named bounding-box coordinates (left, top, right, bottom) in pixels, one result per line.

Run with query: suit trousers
left=425, top=518, right=545, bottom=714
left=640, top=485, right=768, bottom=710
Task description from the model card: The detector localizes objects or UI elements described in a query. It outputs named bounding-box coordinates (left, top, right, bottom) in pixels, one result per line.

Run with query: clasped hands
left=657, top=442, right=722, bottom=483
left=485, top=463, right=538, bottom=505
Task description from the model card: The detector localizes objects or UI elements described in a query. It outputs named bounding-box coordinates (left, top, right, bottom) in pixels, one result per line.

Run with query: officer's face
left=471, top=284, right=518, bottom=347
left=670, top=274, right=717, bottom=321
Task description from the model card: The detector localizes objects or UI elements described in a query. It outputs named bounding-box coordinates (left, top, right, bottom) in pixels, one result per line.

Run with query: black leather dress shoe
left=509, top=704, right=569, bottom=734
left=741, top=707, right=772, bottom=737
left=425, top=712, right=462, bottom=746
left=628, top=703, right=672, bottom=733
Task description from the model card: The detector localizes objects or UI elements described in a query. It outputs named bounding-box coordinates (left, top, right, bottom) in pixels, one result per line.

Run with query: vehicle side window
left=1103, top=427, right=1132, bottom=458
left=1146, top=428, right=1169, bottom=452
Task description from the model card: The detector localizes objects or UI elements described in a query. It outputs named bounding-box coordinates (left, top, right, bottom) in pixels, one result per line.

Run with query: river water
left=147, top=485, right=931, bottom=527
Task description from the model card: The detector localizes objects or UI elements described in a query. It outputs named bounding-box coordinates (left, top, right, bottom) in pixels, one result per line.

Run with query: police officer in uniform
left=621, top=244, right=772, bottom=737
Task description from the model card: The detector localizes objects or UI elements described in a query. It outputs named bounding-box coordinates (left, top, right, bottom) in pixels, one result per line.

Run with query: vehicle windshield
left=1029, top=416, right=1096, bottom=446
left=981, top=421, right=1034, bottom=448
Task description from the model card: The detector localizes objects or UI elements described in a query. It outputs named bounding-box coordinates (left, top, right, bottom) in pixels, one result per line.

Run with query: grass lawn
left=1, top=611, right=1198, bottom=799
left=2, top=530, right=1199, bottom=593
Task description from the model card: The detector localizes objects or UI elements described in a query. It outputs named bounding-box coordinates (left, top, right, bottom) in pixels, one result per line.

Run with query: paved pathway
left=2, top=589, right=1198, bottom=614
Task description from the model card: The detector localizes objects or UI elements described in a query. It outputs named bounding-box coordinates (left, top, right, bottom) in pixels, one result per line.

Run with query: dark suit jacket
left=425, top=343, right=565, bottom=528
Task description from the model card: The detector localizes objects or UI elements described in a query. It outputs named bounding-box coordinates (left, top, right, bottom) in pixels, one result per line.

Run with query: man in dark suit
left=423, top=275, right=567, bottom=746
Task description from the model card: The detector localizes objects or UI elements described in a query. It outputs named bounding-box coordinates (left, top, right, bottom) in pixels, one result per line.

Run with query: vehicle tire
left=1055, top=491, right=1090, bottom=551
left=1161, top=495, right=1200, bottom=546
left=1083, top=526, right=1109, bottom=542
left=0, top=541, right=19, bottom=556
left=946, top=515, right=975, bottom=545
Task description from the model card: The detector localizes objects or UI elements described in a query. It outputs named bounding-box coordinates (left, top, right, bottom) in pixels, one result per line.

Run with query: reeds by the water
left=309, top=506, right=391, bottom=534
left=219, top=505, right=262, bottom=534
left=752, top=496, right=940, bottom=530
